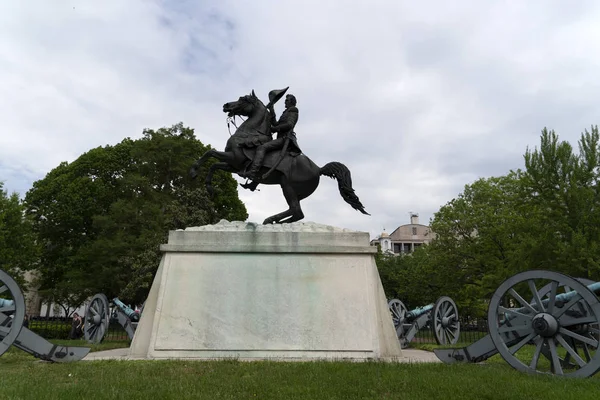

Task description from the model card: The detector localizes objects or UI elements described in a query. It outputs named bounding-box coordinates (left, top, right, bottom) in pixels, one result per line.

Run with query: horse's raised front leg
left=263, top=179, right=304, bottom=224
left=190, top=149, right=236, bottom=179
left=205, top=162, right=236, bottom=197
left=190, top=149, right=214, bottom=179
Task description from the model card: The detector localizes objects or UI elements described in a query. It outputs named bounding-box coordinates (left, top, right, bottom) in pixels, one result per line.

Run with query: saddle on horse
left=240, top=143, right=299, bottom=178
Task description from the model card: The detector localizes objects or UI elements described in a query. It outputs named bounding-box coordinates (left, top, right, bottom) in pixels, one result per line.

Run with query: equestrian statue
left=189, top=87, right=370, bottom=224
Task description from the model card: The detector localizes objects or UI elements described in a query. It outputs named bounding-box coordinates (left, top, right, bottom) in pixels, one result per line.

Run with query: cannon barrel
left=507, top=280, right=600, bottom=318
left=112, top=298, right=139, bottom=322
left=0, top=298, right=14, bottom=309
left=405, top=303, right=434, bottom=321
left=555, top=281, right=600, bottom=304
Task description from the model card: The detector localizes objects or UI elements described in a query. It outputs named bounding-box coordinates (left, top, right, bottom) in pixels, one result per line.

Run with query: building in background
left=370, top=212, right=436, bottom=255
left=23, top=270, right=43, bottom=316
left=23, top=270, right=87, bottom=317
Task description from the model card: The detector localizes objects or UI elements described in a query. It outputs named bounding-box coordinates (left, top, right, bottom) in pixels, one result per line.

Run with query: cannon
left=0, top=268, right=90, bottom=362
left=435, top=270, right=600, bottom=377
left=388, top=296, right=460, bottom=348
left=84, top=293, right=142, bottom=344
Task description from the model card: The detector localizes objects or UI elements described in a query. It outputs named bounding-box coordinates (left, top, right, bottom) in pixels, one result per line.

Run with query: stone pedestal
left=129, top=220, right=402, bottom=360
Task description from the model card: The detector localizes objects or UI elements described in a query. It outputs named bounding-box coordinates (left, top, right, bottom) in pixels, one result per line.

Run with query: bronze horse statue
left=189, top=90, right=370, bottom=224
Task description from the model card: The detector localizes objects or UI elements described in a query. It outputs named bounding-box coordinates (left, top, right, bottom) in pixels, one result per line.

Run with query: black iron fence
left=27, top=316, right=129, bottom=341
left=411, top=316, right=488, bottom=347
left=26, top=314, right=488, bottom=346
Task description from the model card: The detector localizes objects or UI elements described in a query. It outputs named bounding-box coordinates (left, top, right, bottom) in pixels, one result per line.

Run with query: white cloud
left=1, top=0, right=600, bottom=239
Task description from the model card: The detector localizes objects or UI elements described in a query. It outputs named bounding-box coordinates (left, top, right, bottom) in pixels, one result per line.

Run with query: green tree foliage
left=425, top=173, right=534, bottom=316
left=376, top=246, right=437, bottom=309
left=374, top=247, right=400, bottom=299
left=0, top=183, right=38, bottom=288
left=376, top=173, right=534, bottom=315
left=522, top=127, right=600, bottom=280
left=376, top=126, right=600, bottom=317
left=25, top=123, right=247, bottom=305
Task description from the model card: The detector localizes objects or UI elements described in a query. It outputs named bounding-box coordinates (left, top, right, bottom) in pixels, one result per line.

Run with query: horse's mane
left=246, top=93, right=266, bottom=109
left=232, top=93, right=270, bottom=137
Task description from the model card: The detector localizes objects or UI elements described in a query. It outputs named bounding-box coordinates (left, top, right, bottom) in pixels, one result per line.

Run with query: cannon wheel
left=0, top=269, right=25, bottom=357
left=535, top=277, right=598, bottom=370
left=388, top=299, right=407, bottom=328
left=488, top=270, right=600, bottom=377
left=433, top=296, right=460, bottom=345
left=388, top=299, right=408, bottom=345
left=84, top=293, right=110, bottom=344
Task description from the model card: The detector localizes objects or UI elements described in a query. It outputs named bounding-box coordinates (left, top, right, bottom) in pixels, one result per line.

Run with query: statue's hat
left=267, top=87, right=289, bottom=106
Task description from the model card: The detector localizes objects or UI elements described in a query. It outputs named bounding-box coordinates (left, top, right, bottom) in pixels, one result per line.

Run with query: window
left=412, top=227, right=417, bottom=235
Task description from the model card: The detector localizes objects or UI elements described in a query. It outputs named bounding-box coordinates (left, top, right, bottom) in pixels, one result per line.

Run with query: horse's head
left=223, top=90, right=264, bottom=118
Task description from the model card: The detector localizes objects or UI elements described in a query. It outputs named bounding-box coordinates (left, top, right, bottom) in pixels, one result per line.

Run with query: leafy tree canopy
left=25, top=123, right=247, bottom=305
left=376, top=126, right=600, bottom=317
left=0, top=182, right=38, bottom=289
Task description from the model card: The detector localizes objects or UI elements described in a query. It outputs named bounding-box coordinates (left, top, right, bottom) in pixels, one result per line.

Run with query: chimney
left=410, top=213, right=419, bottom=225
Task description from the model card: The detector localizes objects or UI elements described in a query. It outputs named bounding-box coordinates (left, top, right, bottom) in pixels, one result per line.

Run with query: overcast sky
left=1, top=1, right=599, bottom=239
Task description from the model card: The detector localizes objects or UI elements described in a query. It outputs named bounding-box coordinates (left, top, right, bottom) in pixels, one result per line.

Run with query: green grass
left=1, top=340, right=600, bottom=399
left=414, top=340, right=598, bottom=373
left=0, top=339, right=130, bottom=365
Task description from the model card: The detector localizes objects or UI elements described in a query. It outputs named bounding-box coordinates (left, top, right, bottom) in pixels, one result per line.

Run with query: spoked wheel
left=433, top=296, right=460, bottom=345
left=488, top=270, right=600, bottom=377
left=533, top=278, right=599, bottom=371
left=388, top=299, right=407, bottom=328
left=388, top=299, right=408, bottom=346
left=84, top=294, right=110, bottom=344
left=0, top=269, right=25, bottom=357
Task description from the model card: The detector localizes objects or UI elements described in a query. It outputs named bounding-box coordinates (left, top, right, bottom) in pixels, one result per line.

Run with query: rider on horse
left=190, top=87, right=370, bottom=224
left=241, top=91, right=302, bottom=181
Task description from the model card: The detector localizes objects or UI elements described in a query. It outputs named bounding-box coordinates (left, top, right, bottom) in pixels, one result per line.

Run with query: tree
left=375, top=125, right=600, bottom=317
left=423, top=172, right=537, bottom=315
left=25, top=123, right=248, bottom=305
left=375, top=246, right=440, bottom=309
left=0, top=182, right=38, bottom=289
left=374, top=247, right=402, bottom=300
left=412, top=126, right=600, bottom=315
left=522, top=126, right=600, bottom=280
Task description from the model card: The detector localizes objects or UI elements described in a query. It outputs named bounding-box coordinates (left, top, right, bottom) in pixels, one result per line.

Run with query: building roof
left=389, top=223, right=430, bottom=237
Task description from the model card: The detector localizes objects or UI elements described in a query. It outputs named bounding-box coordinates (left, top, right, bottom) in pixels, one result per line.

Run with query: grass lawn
left=1, top=340, right=599, bottom=400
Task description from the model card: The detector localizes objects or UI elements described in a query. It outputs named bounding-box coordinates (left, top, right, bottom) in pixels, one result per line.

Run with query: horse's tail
left=320, top=162, right=370, bottom=215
